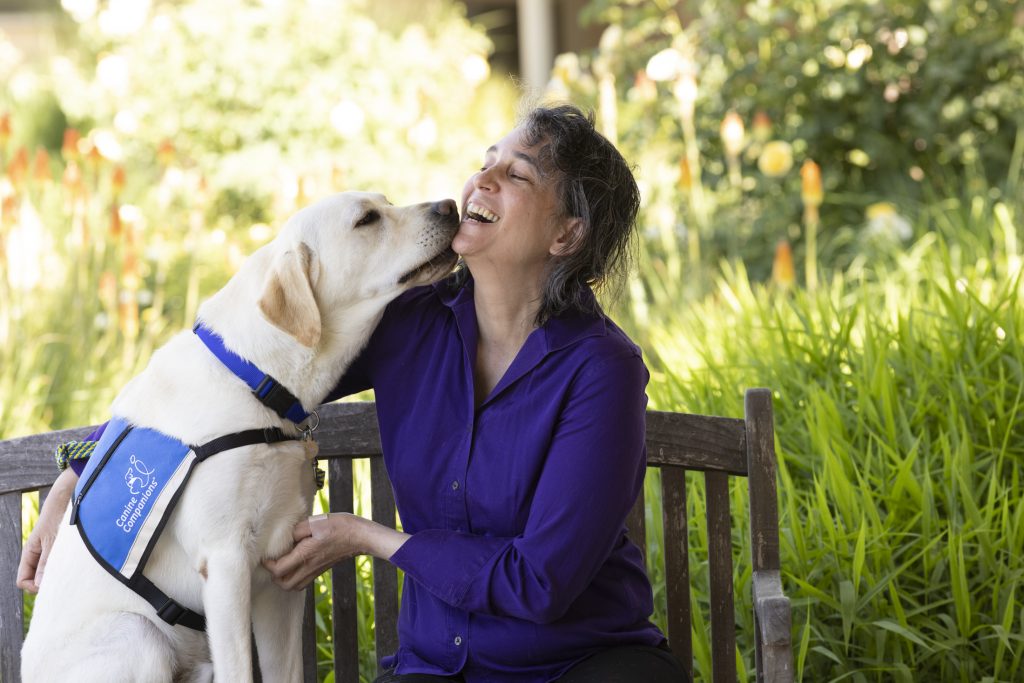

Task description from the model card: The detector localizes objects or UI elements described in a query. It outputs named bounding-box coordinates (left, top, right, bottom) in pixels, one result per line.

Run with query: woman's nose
left=473, top=167, right=495, bottom=192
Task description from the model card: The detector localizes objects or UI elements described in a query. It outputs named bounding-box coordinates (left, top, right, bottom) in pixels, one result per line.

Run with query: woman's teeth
left=465, top=202, right=499, bottom=223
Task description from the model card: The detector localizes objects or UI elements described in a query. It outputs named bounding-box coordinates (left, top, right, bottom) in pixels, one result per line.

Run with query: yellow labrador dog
left=22, top=192, right=459, bottom=683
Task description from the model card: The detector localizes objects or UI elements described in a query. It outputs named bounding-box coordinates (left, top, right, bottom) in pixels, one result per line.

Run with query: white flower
left=646, top=48, right=686, bottom=82
left=330, top=100, right=365, bottom=139
left=864, top=202, right=913, bottom=243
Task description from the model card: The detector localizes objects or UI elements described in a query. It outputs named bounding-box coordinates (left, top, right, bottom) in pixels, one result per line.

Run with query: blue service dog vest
left=71, top=416, right=299, bottom=631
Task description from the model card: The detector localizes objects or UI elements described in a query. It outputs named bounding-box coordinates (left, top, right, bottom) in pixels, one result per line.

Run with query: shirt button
left=454, top=635, right=463, bottom=646
left=451, top=480, right=460, bottom=490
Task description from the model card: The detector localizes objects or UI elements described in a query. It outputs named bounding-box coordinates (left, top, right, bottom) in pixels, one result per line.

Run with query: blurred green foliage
left=562, top=0, right=1024, bottom=278
left=45, top=0, right=516, bottom=229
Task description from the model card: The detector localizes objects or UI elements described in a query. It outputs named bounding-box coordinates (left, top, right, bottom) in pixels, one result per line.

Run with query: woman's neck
left=470, top=268, right=544, bottom=349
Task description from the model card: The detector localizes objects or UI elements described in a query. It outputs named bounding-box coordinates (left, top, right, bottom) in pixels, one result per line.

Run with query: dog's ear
left=258, top=242, right=321, bottom=348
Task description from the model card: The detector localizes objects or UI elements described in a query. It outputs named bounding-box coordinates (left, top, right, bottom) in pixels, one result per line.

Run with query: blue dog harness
left=69, top=323, right=315, bottom=632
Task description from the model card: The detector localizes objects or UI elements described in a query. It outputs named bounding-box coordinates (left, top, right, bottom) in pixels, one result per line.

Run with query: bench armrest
left=752, top=569, right=793, bottom=683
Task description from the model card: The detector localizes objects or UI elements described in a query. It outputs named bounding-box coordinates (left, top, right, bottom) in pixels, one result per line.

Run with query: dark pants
left=374, top=643, right=690, bottom=683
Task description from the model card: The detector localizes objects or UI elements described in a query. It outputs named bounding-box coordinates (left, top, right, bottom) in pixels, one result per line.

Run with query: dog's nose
left=431, top=199, right=458, bottom=217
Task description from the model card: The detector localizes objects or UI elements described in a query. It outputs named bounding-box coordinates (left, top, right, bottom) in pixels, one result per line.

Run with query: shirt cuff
left=389, top=529, right=508, bottom=607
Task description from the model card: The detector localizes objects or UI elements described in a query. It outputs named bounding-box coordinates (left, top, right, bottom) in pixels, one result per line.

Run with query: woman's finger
left=16, top=541, right=41, bottom=593
left=34, top=535, right=53, bottom=588
left=292, top=518, right=313, bottom=542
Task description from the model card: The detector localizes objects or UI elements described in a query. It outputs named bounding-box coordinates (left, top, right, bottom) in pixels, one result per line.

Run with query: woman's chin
left=450, top=233, right=477, bottom=257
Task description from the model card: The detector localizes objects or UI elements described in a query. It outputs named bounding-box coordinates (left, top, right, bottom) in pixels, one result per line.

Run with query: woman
left=20, top=104, right=687, bottom=682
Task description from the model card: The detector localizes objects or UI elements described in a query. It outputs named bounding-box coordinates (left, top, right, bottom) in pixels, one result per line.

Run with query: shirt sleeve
left=389, top=346, right=649, bottom=624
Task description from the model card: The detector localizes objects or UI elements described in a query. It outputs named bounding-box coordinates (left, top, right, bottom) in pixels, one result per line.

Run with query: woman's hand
left=17, top=468, right=79, bottom=593
left=263, top=513, right=410, bottom=591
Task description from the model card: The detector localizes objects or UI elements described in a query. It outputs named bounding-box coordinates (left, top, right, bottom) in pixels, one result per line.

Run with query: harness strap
left=193, top=323, right=311, bottom=425
left=191, top=426, right=295, bottom=461
left=133, top=574, right=207, bottom=631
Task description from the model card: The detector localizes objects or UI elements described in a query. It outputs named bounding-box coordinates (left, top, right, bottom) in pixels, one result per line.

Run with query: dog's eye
left=354, top=210, right=380, bottom=228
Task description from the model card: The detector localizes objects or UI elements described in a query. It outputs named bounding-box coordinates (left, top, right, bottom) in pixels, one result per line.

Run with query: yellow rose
left=758, top=141, right=794, bottom=177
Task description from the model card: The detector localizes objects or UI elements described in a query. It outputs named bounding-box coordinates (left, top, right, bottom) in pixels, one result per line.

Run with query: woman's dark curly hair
left=451, top=103, right=640, bottom=325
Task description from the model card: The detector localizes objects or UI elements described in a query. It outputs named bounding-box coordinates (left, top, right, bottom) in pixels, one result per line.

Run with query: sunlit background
left=3, top=1, right=1024, bottom=681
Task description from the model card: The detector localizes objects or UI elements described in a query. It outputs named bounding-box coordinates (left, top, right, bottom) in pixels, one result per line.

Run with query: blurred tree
left=44, top=0, right=516, bottom=228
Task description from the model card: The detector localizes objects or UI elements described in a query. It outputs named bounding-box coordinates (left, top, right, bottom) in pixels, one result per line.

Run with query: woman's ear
left=550, top=217, right=584, bottom=257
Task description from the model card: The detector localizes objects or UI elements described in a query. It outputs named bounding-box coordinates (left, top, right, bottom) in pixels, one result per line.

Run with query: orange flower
left=87, top=140, right=103, bottom=166
left=62, top=128, right=81, bottom=160
left=801, top=159, right=823, bottom=208
left=0, top=112, right=10, bottom=147
left=1, top=193, right=17, bottom=229
left=33, top=148, right=51, bottom=184
left=752, top=111, right=771, bottom=142
left=98, top=270, right=117, bottom=302
left=63, top=160, right=84, bottom=197
left=109, top=202, right=122, bottom=237
left=112, top=165, right=126, bottom=194
left=771, top=240, right=796, bottom=289
left=122, top=250, right=138, bottom=288
left=157, top=139, right=175, bottom=166
left=678, top=157, right=692, bottom=191
left=8, top=147, right=29, bottom=189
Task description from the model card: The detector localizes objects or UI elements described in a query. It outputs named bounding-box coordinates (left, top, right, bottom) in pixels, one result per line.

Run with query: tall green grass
left=633, top=219, right=1024, bottom=680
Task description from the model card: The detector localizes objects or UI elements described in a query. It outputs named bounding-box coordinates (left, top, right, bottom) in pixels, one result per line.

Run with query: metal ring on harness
left=301, top=410, right=320, bottom=440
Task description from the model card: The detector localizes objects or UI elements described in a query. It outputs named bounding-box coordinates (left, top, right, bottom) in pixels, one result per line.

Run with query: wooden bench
left=1, top=388, right=792, bottom=683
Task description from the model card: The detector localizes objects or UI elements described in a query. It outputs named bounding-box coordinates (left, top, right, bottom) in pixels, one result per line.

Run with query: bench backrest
left=0, top=389, right=792, bottom=683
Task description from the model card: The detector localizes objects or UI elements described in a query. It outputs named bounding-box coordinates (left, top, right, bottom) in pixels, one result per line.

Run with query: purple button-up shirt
left=327, top=277, right=665, bottom=682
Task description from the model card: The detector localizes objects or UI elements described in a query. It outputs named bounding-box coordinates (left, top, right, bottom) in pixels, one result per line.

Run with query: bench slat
left=316, top=403, right=382, bottom=457
left=646, top=411, right=747, bottom=475
left=370, top=457, right=400, bottom=670
left=1, top=491, right=24, bottom=683
left=706, top=470, right=737, bottom=683
left=0, top=427, right=95, bottom=495
left=661, top=467, right=692, bottom=682
left=744, top=390, right=781, bottom=573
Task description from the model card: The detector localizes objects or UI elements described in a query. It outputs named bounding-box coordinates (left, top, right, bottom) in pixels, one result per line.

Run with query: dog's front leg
left=202, top=550, right=254, bottom=682
left=252, top=582, right=306, bottom=682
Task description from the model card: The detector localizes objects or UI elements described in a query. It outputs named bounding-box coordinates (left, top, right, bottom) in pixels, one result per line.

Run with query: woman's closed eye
left=508, top=167, right=532, bottom=183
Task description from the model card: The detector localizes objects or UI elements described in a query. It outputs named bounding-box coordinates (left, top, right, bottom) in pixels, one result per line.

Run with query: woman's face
left=453, top=127, right=575, bottom=274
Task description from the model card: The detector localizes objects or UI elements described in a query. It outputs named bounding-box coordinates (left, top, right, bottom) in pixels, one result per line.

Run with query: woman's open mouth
left=463, top=202, right=500, bottom=224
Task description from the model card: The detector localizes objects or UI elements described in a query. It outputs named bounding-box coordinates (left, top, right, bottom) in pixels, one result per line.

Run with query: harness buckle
left=253, top=376, right=297, bottom=417
left=156, top=599, right=187, bottom=625
left=262, top=427, right=285, bottom=443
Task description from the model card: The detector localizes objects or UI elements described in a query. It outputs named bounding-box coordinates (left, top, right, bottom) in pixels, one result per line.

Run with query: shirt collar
left=433, top=273, right=607, bottom=352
